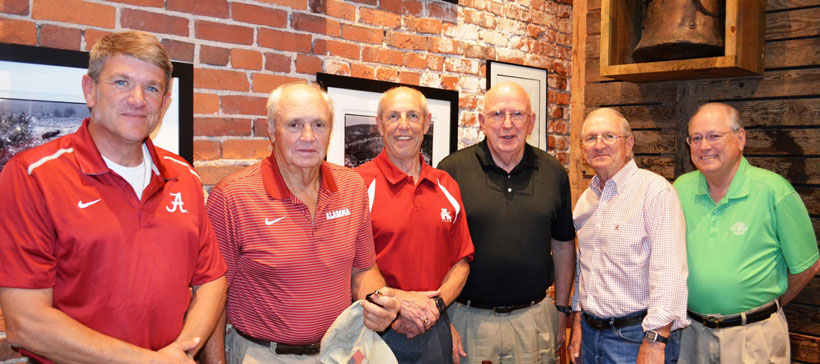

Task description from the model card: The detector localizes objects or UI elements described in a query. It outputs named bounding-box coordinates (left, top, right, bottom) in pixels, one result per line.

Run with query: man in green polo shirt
left=674, top=103, right=820, bottom=364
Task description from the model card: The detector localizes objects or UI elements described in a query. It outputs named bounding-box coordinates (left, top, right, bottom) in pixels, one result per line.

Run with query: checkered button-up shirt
left=571, top=160, right=690, bottom=330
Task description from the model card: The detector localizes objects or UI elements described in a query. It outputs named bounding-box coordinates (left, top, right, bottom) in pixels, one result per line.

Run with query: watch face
left=644, top=330, right=667, bottom=343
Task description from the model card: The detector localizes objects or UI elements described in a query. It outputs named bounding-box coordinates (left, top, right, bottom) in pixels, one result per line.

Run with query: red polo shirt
left=206, top=153, right=376, bottom=345
left=0, top=119, right=226, bottom=363
left=355, top=151, right=474, bottom=291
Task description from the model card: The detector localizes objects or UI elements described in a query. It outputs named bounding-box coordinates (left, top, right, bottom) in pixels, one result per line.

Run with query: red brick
left=376, top=67, right=398, bottom=82
left=253, top=118, right=270, bottom=138
left=445, top=58, right=479, bottom=75
left=264, top=52, right=292, bottom=73
left=197, top=164, right=247, bottom=186
left=103, top=0, right=164, bottom=7
left=341, top=24, right=384, bottom=44
left=193, top=140, right=221, bottom=161
left=386, top=32, right=426, bottom=51
left=459, top=95, right=478, bottom=109
left=426, top=55, right=444, bottom=71
left=557, top=92, right=570, bottom=106
left=362, top=46, right=402, bottom=66
left=441, top=75, right=458, bottom=90
left=325, top=0, right=354, bottom=21
left=195, top=118, right=252, bottom=137
left=314, top=39, right=359, bottom=60
left=251, top=73, right=304, bottom=94
left=403, top=1, right=423, bottom=16
left=162, top=39, right=194, bottom=62
left=223, top=139, right=271, bottom=160
left=121, top=8, right=188, bottom=37
left=403, top=53, right=427, bottom=69
left=1, top=0, right=28, bottom=15
left=221, top=95, right=269, bottom=116
left=40, top=24, right=82, bottom=50
left=256, top=0, right=307, bottom=10
left=200, top=45, right=230, bottom=66
left=292, top=13, right=339, bottom=37
left=399, top=71, right=420, bottom=85
left=194, top=68, right=250, bottom=92
left=427, top=37, right=462, bottom=55
left=551, top=106, right=564, bottom=119
left=167, top=0, right=229, bottom=18
left=324, top=60, right=350, bottom=75
left=0, top=19, right=36, bottom=45
left=547, top=135, right=556, bottom=150
left=351, top=64, right=374, bottom=79
left=347, top=0, right=376, bottom=5
left=408, top=18, right=442, bottom=34
left=258, top=28, right=311, bottom=53
left=553, top=61, right=568, bottom=76
left=429, top=1, right=457, bottom=23
left=380, top=0, right=402, bottom=13
left=83, top=28, right=111, bottom=51
left=232, top=2, right=287, bottom=28
left=295, top=54, right=322, bottom=75
left=231, top=49, right=263, bottom=70
left=555, top=152, right=569, bottom=165
left=33, top=0, right=115, bottom=28
left=194, top=93, right=220, bottom=115
left=196, top=21, right=254, bottom=45
left=359, top=8, right=401, bottom=28
left=460, top=112, right=478, bottom=127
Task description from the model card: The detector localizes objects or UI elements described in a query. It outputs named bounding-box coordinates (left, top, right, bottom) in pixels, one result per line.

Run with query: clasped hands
left=389, top=289, right=441, bottom=338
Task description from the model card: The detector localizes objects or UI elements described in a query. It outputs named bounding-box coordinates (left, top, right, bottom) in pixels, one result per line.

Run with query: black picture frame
left=0, top=42, right=194, bottom=164
left=316, top=73, right=458, bottom=168
left=487, top=60, right=549, bottom=151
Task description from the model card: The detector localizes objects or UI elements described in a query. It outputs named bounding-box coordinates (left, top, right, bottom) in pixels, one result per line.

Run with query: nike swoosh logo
left=265, top=216, right=285, bottom=225
left=77, top=199, right=101, bottom=209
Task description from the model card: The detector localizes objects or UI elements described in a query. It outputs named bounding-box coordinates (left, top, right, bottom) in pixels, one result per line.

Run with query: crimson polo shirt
left=437, top=140, right=576, bottom=306
left=206, top=152, right=377, bottom=345
left=355, top=150, right=474, bottom=292
left=0, top=119, right=226, bottom=363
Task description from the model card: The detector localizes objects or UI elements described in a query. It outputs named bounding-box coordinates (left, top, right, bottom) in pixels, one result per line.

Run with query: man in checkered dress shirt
left=568, top=108, right=689, bottom=364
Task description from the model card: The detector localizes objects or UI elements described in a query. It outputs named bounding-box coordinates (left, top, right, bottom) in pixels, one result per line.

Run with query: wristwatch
left=644, top=330, right=668, bottom=344
left=555, top=305, right=572, bottom=315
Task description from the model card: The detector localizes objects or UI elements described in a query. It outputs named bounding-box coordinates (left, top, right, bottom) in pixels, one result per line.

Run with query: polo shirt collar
left=590, top=158, right=638, bottom=195
left=695, top=157, right=751, bottom=201
left=373, top=149, right=436, bottom=186
left=71, top=118, right=178, bottom=180
left=261, top=150, right=338, bottom=200
left=474, top=139, right=538, bottom=173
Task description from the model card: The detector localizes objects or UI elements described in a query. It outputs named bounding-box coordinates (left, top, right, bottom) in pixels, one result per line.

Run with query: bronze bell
left=632, top=0, right=725, bottom=62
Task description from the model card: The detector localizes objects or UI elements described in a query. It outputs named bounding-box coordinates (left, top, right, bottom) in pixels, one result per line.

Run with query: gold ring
left=423, top=318, right=429, bottom=325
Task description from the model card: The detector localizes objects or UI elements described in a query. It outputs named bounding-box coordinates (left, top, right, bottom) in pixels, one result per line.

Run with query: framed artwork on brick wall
left=0, top=42, right=194, bottom=170
left=487, top=60, right=549, bottom=151
left=316, top=73, right=458, bottom=168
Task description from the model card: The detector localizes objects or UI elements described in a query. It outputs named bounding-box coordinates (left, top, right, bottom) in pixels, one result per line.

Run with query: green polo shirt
left=674, top=157, right=818, bottom=315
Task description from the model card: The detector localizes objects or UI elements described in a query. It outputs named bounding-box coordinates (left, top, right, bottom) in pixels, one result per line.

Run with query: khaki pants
left=679, top=305, right=790, bottom=364
left=448, top=297, right=558, bottom=364
left=228, top=329, right=321, bottom=364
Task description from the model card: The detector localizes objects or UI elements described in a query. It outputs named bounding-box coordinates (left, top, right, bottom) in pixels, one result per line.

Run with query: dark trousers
left=382, top=311, right=453, bottom=364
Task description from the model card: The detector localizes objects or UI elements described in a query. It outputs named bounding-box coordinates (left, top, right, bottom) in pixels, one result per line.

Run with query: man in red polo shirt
left=0, top=31, right=227, bottom=364
left=201, top=83, right=400, bottom=364
left=355, top=87, right=474, bottom=364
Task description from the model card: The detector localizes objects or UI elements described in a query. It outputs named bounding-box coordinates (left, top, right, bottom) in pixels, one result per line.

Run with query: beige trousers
left=679, top=306, right=790, bottom=364
left=448, top=297, right=558, bottom=364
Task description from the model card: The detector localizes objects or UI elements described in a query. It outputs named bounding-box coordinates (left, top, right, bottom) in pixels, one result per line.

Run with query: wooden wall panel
left=576, top=1, right=820, bottom=361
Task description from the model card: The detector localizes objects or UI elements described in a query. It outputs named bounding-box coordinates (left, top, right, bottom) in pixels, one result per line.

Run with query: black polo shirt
left=437, top=139, right=575, bottom=306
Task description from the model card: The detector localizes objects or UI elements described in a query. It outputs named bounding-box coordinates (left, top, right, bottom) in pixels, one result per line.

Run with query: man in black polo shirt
left=438, top=82, right=576, bottom=363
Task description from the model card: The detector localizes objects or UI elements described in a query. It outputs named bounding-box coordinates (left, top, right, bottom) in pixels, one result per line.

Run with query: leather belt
left=688, top=300, right=778, bottom=329
left=235, top=328, right=320, bottom=356
left=456, top=291, right=547, bottom=314
left=582, top=310, right=647, bottom=331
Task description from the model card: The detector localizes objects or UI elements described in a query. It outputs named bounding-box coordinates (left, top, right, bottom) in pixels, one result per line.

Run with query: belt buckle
left=493, top=305, right=514, bottom=314
left=705, top=315, right=722, bottom=329
left=275, top=344, right=320, bottom=356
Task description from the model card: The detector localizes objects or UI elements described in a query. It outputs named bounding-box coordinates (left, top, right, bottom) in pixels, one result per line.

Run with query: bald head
left=689, top=103, right=742, bottom=132
left=484, top=81, right=532, bottom=114
left=378, top=86, right=428, bottom=119
left=583, top=108, right=632, bottom=137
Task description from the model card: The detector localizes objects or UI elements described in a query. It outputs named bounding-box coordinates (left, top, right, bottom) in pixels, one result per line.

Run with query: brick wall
left=0, top=0, right=573, bottom=189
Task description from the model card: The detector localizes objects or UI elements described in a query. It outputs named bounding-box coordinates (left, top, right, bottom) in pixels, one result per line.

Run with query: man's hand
left=450, top=323, right=466, bottom=364
left=155, top=337, right=200, bottom=364
left=390, top=316, right=425, bottom=338
left=362, top=287, right=401, bottom=332
left=554, top=311, right=568, bottom=353
left=392, top=289, right=440, bottom=332
left=636, top=340, right=665, bottom=364
left=568, top=313, right=582, bottom=364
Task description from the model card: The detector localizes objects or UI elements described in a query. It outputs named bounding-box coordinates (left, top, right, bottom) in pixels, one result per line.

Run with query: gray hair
left=266, top=82, right=334, bottom=130
left=377, top=86, right=429, bottom=119
left=690, top=103, right=743, bottom=132
left=582, top=108, right=632, bottom=136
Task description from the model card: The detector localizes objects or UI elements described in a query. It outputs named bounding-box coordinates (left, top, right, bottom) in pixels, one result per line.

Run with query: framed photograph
left=487, top=60, right=548, bottom=151
left=0, top=42, right=194, bottom=170
left=316, top=73, right=458, bottom=168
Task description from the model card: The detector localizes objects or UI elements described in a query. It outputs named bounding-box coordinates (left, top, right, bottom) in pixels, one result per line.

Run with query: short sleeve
left=775, top=191, right=819, bottom=274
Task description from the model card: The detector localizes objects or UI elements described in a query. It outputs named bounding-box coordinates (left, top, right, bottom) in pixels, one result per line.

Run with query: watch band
left=555, top=305, right=572, bottom=315
left=644, top=330, right=668, bottom=343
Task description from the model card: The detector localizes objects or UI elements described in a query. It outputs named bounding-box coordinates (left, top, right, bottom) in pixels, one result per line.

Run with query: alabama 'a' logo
left=166, top=192, right=189, bottom=213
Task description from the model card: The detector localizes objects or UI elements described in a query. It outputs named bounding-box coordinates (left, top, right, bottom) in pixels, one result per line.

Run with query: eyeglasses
left=485, top=110, right=529, bottom=125
left=686, top=131, right=735, bottom=146
left=582, top=134, right=629, bottom=145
